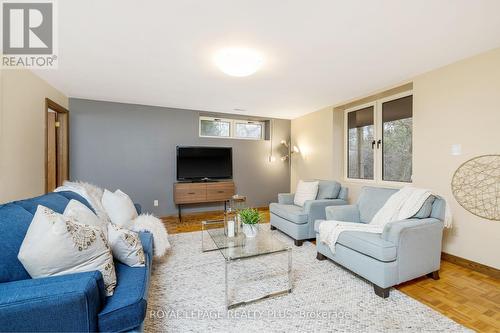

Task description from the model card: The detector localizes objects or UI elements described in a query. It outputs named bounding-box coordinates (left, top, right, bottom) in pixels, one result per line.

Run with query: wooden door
left=45, top=99, right=69, bottom=193
left=46, top=111, right=57, bottom=192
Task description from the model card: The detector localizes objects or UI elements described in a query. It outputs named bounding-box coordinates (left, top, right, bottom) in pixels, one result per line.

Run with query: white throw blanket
left=55, top=181, right=170, bottom=258
left=319, top=186, right=452, bottom=254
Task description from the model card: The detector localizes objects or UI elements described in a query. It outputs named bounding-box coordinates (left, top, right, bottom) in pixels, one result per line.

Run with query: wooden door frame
left=45, top=98, right=69, bottom=193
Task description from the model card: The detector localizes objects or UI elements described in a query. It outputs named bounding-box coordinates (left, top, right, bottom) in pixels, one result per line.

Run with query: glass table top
left=204, top=223, right=290, bottom=260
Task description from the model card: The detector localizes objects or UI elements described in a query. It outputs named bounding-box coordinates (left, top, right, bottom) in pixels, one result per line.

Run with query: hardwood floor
left=162, top=207, right=270, bottom=234
left=397, top=261, right=500, bottom=332
left=162, top=208, right=500, bottom=332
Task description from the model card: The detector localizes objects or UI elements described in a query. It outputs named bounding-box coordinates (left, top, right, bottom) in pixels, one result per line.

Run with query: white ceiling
left=35, top=0, right=500, bottom=119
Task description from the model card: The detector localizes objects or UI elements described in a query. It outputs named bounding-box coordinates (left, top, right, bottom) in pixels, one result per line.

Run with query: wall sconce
left=280, top=140, right=299, bottom=161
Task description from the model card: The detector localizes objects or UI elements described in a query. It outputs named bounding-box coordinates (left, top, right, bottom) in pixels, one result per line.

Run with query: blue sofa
left=0, top=191, right=153, bottom=332
left=315, top=186, right=445, bottom=298
left=270, top=180, right=348, bottom=246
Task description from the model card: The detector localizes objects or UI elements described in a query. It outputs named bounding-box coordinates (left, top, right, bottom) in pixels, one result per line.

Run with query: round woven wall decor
left=451, top=154, right=500, bottom=221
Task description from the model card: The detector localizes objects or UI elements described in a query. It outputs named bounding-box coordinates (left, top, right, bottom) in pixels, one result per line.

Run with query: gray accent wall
left=69, top=98, right=291, bottom=216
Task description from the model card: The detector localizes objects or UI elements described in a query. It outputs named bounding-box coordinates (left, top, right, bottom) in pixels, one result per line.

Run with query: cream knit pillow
left=293, top=180, right=319, bottom=207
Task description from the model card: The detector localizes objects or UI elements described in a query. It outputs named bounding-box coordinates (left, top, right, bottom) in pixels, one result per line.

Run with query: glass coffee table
left=201, top=220, right=292, bottom=309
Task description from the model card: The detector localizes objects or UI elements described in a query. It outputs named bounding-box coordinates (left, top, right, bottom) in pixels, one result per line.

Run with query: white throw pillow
left=102, top=189, right=138, bottom=228
left=64, top=199, right=108, bottom=237
left=18, top=205, right=116, bottom=296
left=293, top=180, right=319, bottom=207
left=107, top=223, right=145, bottom=267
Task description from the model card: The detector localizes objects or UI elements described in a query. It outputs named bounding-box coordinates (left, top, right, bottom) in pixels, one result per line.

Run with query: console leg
left=427, top=270, right=440, bottom=280
left=316, top=252, right=326, bottom=261
left=294, top=239, right=303, bottom=247
left=373, top=285, right=390, bottom=298
left=178, top=205, right=181, bottom=221
left=270, top=225, right=277, bottom=230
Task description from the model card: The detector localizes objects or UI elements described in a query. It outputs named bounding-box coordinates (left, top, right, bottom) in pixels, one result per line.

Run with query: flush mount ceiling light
left=214, top=47, right=263, bottom=77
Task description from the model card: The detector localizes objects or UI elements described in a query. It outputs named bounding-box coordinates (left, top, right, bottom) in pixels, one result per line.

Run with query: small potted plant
left=239, top=208, right=261, bottom=238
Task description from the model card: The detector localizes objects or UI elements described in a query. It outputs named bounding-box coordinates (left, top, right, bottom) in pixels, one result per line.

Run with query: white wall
left=291, top=48, right=500, bottom=268
left=0, top=70, right=68, bottom=203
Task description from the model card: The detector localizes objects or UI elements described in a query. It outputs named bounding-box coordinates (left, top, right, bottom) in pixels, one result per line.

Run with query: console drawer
left=174, top=184, right=207, bottom=204
left=206, top=182, right=235, bottom=201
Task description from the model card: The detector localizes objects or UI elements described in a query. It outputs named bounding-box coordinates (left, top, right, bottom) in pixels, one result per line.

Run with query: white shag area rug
left=144, top=227, right=469, bottom=332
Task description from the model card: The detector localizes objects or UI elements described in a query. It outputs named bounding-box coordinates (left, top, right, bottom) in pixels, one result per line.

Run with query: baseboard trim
left=441, top=252, right=500, bottom=279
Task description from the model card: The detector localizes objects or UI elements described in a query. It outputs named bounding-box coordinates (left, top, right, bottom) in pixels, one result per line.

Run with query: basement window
left=199, top=116, right=265, bottom=140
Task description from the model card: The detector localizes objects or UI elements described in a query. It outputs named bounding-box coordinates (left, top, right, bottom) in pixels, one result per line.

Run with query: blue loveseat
left=315, top=186, right=445, bottom=298
left=0, top=191, right=153, bottom=332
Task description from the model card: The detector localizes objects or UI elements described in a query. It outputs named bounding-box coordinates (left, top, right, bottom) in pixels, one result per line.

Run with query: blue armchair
left=315, top=186, right=445, bottom=298
left=269, top=180, right=348, bottom=246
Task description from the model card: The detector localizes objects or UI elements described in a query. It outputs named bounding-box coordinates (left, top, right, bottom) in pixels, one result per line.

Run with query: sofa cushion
left=337, top=231, right=397, bottom=262
left=357, top=187, right=398, bottom=223
left=317, top=181, right=341, bottom=200
left=98, top=262, right=150, bottom=332
left=97, top=231, right=152, bottom=332
left=412, top=195, right=436, bottom=219
left=0, top=204, right=33, bottom=282
left=13, top=192, right=71, bottom=215
left=269, top=203, right=308, bottom=224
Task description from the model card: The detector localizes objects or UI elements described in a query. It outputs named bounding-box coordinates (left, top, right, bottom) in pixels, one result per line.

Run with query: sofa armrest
left=382, top=218, right=444, bottom=282
left=278, top=193, right=295, bottom=205
left=303, top=199, right=347, bottom=223
left=0, top=271, right=105, bottom=332
left=134, top=203, right=142, bottom=215
left=325, top=204, right=360, bottom=222
left=139, top=231, right=154, bottom=262
left=382, top=218, right=443, bottom=244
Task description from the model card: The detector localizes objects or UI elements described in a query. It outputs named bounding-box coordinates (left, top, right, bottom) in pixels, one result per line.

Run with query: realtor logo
left=1, top=0, right=57, bottom=68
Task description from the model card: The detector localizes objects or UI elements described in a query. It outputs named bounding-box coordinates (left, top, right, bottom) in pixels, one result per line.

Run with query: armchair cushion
left=0, top=204, right=33, bottom=283
left=315, top=221, right=397, bottom=261
left=0, top=271, right=105, bottom=332
left=325, top=205, right=360, bottom=222
left=357, top=187, right=398, bottom=223
left=337, top=231, right=397, bottom=262
left=278, top=193, right=295, bottom=205
left=316, top=181, right=341, bottom=200
left=269, top=203, right=308, bottom=224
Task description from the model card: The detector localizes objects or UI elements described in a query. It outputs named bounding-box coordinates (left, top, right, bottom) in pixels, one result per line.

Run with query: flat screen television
left=176, top=146, right=233, bottom=181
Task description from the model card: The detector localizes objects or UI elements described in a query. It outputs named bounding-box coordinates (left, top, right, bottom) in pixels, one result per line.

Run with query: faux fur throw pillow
left=55, top=181, right=111, bottom=224
left=132, top=214, right=171, bottom=257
